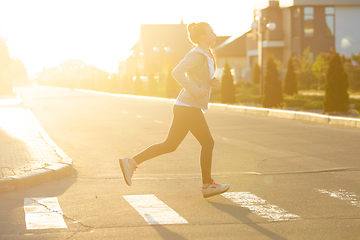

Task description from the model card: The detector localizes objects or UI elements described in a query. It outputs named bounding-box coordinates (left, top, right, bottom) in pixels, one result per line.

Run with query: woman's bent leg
left=133, top=108, right=188, bottom=164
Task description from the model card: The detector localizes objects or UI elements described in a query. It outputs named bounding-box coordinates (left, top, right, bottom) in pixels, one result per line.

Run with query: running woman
left=119, top=22, right=230, bottom=198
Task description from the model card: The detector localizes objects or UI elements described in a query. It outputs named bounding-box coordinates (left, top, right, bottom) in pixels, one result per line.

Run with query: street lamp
left=251, top=16, right=276, bottom=95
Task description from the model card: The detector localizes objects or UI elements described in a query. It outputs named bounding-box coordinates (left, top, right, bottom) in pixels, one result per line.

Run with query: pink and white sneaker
left=201, top=181, right=230, bottom=198
left=119, top=157, right=136, bottom=186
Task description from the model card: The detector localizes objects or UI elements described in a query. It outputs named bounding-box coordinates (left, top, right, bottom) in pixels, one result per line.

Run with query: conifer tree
left=0, top=37, right=13, bottom=95
left=323, top=53, right=349, bottom=112
left=283, top=55, right=297, bottom=95
left=221, top=60, right=236, bottom=103
left=133, top=69, right=143, bottom=95
left=165, top=65, right=178, bottom=98
left=120, top=74, right=132, bottom=94
left=262, top=54, right=284, bottom=108
left=252, top=62, right=260, bottom=84
left=147, top=71, right=157, bottom=96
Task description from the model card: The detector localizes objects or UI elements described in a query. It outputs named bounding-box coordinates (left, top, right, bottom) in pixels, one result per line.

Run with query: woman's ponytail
left=187, top=22, right=209, bottom=45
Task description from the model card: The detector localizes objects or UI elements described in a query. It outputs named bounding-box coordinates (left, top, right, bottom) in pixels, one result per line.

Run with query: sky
left=0, top=0, right=265, bottom=75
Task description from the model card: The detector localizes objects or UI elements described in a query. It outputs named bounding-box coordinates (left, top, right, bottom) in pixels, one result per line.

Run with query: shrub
left=147, top=72, right=157, bottom=96
left=165, top=65, right=179, bottom=98
left=252, top=62, right=260, bottom=84
left=302, top=101, right=323, bottom=110
left=133, top=70, right=143, bottom=95
left=262, top=54, right=284, bottom=108
left=354, top=103, right=360, bottom=112
left=283, top=55, right=297, bottom=95
left=284, top=96, right=310, bottom=108
left=221, top=60, right=236, bottom=103
left=236, top=93, right=262, bottom=104
left=323, top=53, right=350, bottom=112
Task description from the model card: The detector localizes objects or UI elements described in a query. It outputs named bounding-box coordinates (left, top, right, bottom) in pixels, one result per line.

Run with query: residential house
left=214, top=32, right=249, bottom=82
left=127, top=21, right=193, bottom=79
left=247, top=0, right=360, bottom=69
left=128, top=22, right=250, bottom=83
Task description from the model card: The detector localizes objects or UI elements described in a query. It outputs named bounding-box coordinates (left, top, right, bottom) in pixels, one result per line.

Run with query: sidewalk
left=0, top=95, right=72, bottom=193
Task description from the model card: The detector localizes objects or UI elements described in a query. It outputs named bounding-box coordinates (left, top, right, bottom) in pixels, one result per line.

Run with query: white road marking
left=154, top=120, right=163, bottom=124
left=24, top=197, right=67, bottom=230
left=317, top=189, right=360, bottom=208
left=123, top=194, right=188, bottom=225
left=222, top=192, right=300, bottom=221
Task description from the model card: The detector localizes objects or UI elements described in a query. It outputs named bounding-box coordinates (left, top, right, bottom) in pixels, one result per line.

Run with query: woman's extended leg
left=179, top=107, right=214, bottom=185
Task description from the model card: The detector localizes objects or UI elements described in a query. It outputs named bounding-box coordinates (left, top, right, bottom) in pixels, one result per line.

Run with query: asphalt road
left=1, top=85, right=360, bottom=240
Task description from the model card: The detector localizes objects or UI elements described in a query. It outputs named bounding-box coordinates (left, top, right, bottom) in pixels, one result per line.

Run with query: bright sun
left=0, top=0, right=260, bottom=74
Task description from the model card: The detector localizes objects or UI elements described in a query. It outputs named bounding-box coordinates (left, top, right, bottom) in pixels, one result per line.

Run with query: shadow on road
left=152, top=225, right=187, bottom=240
left=209, top=201, right=287, bottom=240
left=142, top=213, right=187, bottom=240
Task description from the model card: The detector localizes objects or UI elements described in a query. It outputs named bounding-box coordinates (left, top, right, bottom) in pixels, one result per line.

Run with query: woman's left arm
left=210, top=77, right=220, bottom=87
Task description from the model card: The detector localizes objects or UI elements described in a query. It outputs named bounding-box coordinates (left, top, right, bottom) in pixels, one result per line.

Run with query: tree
left=0, top=37, right=13, bottom=95
left=147, top=71, right=157, bottom=96
left=165, top=65, right=179, bottom=98
left=262, top=54, right=283, bottom=108
left=133, top=69, right=143, bottom=95
left=120, top=74, right=132, bottom=94
left=220, top=60, right=236, bottom=103
left=312, top=52, right=332, bottom=90
left=252, top=62, right=260, bottom=84
left=10, top=58, right=28, bottom=84
left=283, top=55, right=297, bottom=95
left=323, top=53, right=349, bottom=113
left=294, top=46, right=315, bottom=89
left=343, top=52, right=360, bottom=92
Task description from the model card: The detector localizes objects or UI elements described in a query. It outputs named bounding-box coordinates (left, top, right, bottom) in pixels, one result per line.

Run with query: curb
left=72, top=88, right=360, bottom=128
left=0, top=93, right=23, bottom=106
left=0, top=109, right=73, bottom=193
left=209, top=103, right=360, bottom=127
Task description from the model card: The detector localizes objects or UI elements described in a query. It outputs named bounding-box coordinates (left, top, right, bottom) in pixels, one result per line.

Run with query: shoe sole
left=119, top=159, right=131, bottom=186
left=202, top=186, right=230, bottom=198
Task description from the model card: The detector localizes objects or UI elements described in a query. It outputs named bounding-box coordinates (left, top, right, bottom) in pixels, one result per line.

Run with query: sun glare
left=0, top=0, right=262, bottom=75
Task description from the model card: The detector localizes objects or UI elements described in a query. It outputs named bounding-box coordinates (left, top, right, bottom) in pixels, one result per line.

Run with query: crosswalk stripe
left=222, top=192, right=300, bottom=221
left=317, top=189, right=360, bottom=208
left=123, top=194, right=188, bottom=225
left=24, top=197, right=67, bottom=230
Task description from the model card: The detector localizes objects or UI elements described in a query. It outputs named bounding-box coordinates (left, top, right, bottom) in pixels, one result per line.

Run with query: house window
left=325, top=7, right=335, bottom=36
left=304, top=7, right=314, bottom=37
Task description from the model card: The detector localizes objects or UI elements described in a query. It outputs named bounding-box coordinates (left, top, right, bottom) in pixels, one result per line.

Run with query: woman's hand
left=211, top=77, right=220, bottom=88
left=197, top=89, right=208, bottom=98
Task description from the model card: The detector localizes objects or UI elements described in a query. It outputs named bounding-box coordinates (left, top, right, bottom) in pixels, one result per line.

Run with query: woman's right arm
left=172, top=51, right=204, bottom=98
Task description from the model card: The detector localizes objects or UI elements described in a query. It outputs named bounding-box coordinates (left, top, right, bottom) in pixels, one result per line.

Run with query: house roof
left=255, top=0, right=360, bottom=9
left=213, top=31, right=249, bottom=57
left=280, top=0, right=360, bottom=7
left=130, top=23, right=248, bottom=59
left=135, top=23, right=193, bottom=58
left=214, top=36, right=231, bottom=49
left=59, top=59, right=88, bottom=70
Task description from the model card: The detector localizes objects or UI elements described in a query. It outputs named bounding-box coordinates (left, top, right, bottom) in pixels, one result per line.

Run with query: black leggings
left=133, top=105, right=214, bottom=184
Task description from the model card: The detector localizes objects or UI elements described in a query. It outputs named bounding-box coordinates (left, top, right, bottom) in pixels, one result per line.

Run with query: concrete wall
left=282, top=7, right=292, bottom=62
